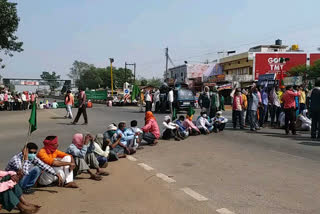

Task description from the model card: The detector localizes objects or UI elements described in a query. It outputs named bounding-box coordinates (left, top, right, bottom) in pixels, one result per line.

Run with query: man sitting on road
left=125, top=120, right=144, bottom=150
left=212, top=111, right=228, bottom=132
left=104, top=124, right=127, bottom=160
left=6, top=142, right=58, bottom=194
left=162, top=115, right=182, bottom=141
left=116, top=122, right=136, bottom=155
left=37, top=136, right=78, bottom=188
left=175, top=115, right=189, bottom=139
left=196, top=111, right=213, bottom=134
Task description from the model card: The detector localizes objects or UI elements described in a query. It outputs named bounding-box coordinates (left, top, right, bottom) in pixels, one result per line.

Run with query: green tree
left=288, top=59, right=320, bottom=80
left=148, top=77, right=162, bottom=88
left=68, top=61, right=93, bottom=87
left=40, top=71, right=61, bottom=91
left=140, top=78, right=148, bottom=86
left=78, top=67, right=103, bottom=90
left=0, top=0, right=23, bottom=56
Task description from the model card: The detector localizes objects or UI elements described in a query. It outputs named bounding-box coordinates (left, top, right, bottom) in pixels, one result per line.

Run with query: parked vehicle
left=174, top=88, right=195, bottom=111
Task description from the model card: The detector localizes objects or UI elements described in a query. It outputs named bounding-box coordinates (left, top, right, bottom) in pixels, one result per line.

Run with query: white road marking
left=156, top=173, right=176, bottom=183
left=126, top=156, right=137, bottom=161
left=138, top=163, right=154, bottom=171
left=180, top=187, right=208, bottom=201
left=216, top=208, right=235, bottom=214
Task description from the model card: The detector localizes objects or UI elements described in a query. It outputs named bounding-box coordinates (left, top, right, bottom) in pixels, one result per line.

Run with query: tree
left=148, top=77, right=162, bottom=88
left=0, top=0, right=23, bottom=56
left=288, top=59, right=320, bottom=80
left=68, top=61, right=93, bottom=87
left=40, top=71, right=61, bottom=91
left=140, top=78, right=148, bottom=86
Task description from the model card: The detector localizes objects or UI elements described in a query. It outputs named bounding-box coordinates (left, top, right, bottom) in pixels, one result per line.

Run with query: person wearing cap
left=199, top=86, right=211, bottom=116
left=104, top=124, right=127, bottom=159
left=212, top=111, right=228, bottom=132
left=196, top=111, right=213, bottom=134
left=37, top=136, right=78, bottom=188
left=162, top=115, right=182, bottom=141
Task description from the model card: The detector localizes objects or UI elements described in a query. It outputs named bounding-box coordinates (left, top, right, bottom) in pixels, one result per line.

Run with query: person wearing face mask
left=196, top=111, right=214, bottom=134
left=6, top=143, right=59, bottom=194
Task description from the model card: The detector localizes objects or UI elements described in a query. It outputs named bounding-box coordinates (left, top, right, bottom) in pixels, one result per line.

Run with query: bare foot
left=96, top=171, right=109, bottom=176
left=64, top=182, right=79, bottom=188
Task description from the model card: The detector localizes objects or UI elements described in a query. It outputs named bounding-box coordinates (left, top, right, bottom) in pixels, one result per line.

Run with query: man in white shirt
left=145, top=90, right=152, bottom=112
left=153, top=89, right=160, bottom=113
left=196, top=112, right=213, bottom=134
left=168, top=88, right=174, bottom=113
left=162, top=115, right=181, bottom=141
left=21, top=93, right=27, bottom=110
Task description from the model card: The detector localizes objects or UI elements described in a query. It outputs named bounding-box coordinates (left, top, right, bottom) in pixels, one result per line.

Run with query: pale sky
left=1, top=0, right=320, bottom=80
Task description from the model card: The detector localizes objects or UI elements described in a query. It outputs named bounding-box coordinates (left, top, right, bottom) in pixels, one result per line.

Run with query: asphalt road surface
left=0, top=104, right=319, bottom=214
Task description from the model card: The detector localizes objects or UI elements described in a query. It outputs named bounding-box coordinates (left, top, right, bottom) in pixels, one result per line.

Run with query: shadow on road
left=50, top=116, right=66, bottom=119
left=299, top=141, right=320, bottom=146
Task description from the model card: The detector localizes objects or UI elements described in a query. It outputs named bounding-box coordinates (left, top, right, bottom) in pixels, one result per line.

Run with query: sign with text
left=254, top=53, right=307, bottom=80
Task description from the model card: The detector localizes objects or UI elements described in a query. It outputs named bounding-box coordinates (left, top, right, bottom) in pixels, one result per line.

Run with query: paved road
left=0, top=105, right=319, bottom=214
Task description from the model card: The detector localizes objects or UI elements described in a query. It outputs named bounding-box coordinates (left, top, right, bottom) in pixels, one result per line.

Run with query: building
left=218, top=40, right=299, bottom=86
left=166, top=64, right=210, bottom=91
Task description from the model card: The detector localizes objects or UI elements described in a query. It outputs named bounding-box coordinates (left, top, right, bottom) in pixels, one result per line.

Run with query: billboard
left=186, top=64, right=210, bottom=79
left=310, top=53, right=320, bottom=65
left=254, top=53, right=307, bottom=80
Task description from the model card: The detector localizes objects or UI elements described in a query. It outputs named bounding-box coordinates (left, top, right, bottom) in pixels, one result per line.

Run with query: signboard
left=207, top=74, right=225, bottom=83
left=283, top=76, right=303, bottom=86
left=257, top=73, right=277, bottom=86
left=124, top=89, right=130, bottom=95
left=186, top=64, right=210, bottom=79
left=254, top=53, right=307, bottom=80
left=310, top=53, right=320, bottom=65
left=203, top=82, right=216, bottom=87
left=218, top=83, right=232, bottom=91
left=20, top=81, right=39, bottom=86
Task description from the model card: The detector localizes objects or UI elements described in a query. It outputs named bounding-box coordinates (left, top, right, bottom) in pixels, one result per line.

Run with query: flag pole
left=25, top=123, right=31, bottom=145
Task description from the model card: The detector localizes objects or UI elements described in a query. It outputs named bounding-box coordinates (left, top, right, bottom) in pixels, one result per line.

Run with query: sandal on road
left=90, top=174, right=102, bottom=181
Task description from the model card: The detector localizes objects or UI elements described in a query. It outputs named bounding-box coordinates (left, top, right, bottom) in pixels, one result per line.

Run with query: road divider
left=180, top=187, right=208, bottom=201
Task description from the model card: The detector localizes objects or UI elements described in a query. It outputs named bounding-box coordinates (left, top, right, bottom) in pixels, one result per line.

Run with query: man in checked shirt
left=6, top=142, right=62, bottom=194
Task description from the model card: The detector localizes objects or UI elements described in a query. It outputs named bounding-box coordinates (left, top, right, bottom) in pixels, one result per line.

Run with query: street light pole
left=134, top=63, right=136, bottom=84
left=109, top=58, right=114, bottom=96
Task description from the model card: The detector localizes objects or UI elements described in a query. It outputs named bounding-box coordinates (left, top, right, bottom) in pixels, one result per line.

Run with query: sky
left=1, top=0, right=320, bottom=80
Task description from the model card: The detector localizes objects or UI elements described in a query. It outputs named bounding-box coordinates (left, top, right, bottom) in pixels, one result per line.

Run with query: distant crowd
left=0, top=91, right=38, bottom=111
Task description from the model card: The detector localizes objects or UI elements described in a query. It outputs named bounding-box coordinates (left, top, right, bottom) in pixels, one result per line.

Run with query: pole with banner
left=109, top=58, right=114, bottom=96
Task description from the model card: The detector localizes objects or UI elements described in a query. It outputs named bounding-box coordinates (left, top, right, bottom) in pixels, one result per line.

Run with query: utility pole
left=134, top=63, right=136, bottom=84
left=125, top=63, right=136, bottom=84
left=165, top=47, right=169, bottom=80
left=125, top=62, right=127, bottom=83
left=109, top=58, right=114, bottom=96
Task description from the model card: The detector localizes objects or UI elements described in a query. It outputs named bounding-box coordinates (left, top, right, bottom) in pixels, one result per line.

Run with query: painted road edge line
left=126, top=156, right=137, bottom=161
left=156, top=173, right=176, bottom=183
left=180, top=187, right=208, bottom=201
left=138, top=163, right=154, bottom=171
left=216, top=208, right=235, bottom=214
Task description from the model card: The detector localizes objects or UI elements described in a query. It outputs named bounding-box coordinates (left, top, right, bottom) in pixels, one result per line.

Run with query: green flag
left=187, top=106, right=195, bottom=117
left=131, top=85, right=140, bottom=101
left=172, top=107, right=177, bottom=121
left=28, top=102, right=37, bottom=134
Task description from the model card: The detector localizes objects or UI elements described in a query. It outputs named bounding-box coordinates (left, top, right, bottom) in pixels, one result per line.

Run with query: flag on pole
left=172, top=107, right=177, bottom=121
left=28, top=102, right=37, bottom=134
